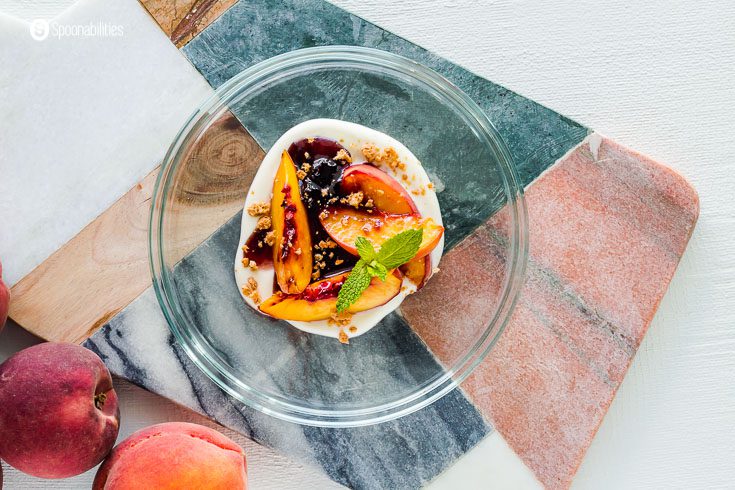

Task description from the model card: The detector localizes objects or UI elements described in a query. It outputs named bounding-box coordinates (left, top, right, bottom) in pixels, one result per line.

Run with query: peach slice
left=400, top=256, right=431, bottom=290
left=319, top=208, right=444, bottom=259
left=260, top=270, right=402, bottom=321
left=340, top=164, right=418, bottom=214
left=271, top=150, right=312, bottom=294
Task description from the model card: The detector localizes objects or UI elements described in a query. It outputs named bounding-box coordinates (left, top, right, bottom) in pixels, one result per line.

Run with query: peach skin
left=0, top=343, right=119, bottom=478
left=93, top=422, right=247, bottom=490
left=0, top=259, right=9, bottom=333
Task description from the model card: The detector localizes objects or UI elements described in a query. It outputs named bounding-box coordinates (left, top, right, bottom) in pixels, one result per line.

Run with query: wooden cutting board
left=9, top=111, right=263, bottom=343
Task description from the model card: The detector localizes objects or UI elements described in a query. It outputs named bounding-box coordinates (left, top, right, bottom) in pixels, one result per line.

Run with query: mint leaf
left=376, top=229, right=424, bottom=269
left=336, top=260, right=372, bottom=313
left=355, top=236, right=376, bottom=261
left=366, top=260, right=388, bottom=281
left=335, top=229, right=424, bottom=314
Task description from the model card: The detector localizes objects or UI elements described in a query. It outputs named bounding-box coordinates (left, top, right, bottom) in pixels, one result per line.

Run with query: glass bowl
left=149, top=46, right=527, bottom=427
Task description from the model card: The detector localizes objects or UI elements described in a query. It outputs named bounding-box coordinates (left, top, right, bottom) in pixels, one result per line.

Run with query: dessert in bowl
left=150, top=46, right=527, bottom=426
left=235, top=119, right=444, bottom=342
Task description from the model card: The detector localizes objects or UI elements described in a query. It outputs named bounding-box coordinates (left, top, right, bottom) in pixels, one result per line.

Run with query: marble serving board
left=8, top=0, right=699, bottom=488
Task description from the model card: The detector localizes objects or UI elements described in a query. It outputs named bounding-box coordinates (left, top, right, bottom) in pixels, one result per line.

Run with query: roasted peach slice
left=319, top=207, right=444, bottom=259
left=400, top=256, right=431, bottom=290
left=259, top=270, right=403, bottom=321
left=271, top=150, right=312, bottom=294
left=340, top=164, right=418, bottom=214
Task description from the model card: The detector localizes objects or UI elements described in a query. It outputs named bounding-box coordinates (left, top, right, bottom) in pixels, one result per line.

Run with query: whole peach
left=0, top=343, right=119, bottom=478
left=0, top=259, right=9, bottom=333
left=94, top=422, right=247, bottom=490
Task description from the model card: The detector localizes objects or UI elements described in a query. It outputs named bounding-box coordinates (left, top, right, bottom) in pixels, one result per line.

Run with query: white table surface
left=1, top=0, right=734, bottom=488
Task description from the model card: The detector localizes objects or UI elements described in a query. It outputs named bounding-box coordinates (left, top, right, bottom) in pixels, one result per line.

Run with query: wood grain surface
left=9, top=112, right=263, bottom=343
left=140, top=0, right=237, bottom=47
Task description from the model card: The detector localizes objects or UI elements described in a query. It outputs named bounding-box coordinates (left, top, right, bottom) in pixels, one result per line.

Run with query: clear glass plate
left=149, top=46, right=527, bottom=427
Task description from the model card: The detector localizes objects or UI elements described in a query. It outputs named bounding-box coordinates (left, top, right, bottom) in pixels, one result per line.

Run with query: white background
left=1, top=0, right=734, bottom=488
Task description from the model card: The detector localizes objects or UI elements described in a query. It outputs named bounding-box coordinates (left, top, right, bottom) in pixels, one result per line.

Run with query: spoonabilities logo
left=28, top=19, right=123, bottom=41
left=29, top=19, right=50, bottom=41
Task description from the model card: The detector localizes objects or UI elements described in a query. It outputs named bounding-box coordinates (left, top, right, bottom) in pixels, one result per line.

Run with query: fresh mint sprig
left=336, top=229, right=423, bottom=313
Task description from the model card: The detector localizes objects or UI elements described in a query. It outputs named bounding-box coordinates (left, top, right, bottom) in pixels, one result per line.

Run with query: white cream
left=234, top=119, right=444, bottom=340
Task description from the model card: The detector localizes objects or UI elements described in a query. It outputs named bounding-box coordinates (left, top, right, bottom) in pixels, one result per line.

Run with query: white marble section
left=0, top=0, right=212, bottom=285
left=429, top=431, right=541, bottom=489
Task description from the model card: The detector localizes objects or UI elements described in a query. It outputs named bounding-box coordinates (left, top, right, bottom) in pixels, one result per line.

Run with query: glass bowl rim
left=149, top=45, right=529, bottom=427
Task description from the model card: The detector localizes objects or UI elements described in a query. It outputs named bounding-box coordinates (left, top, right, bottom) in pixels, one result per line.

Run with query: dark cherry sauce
left=288, top=137, right=358, bottom=279
left=282, top=203, right=298, bottom=260
left=242, top=137, right=360, bottom=285
left=301, top=275, right=346, bottom=302
left=243, top=229, right=272, bottom=265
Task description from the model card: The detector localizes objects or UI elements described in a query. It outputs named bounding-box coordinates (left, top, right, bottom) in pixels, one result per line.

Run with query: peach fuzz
left=0, top=260, right=9, bottom=333
left=93, top=422, right=247, bottom=490
left=0, top=343, right=119, bottom=479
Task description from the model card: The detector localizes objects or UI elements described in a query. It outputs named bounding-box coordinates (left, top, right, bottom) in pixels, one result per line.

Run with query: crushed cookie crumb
left=365, top=198, right=374, bottom=208
left=334, top=148, right=352, bottom=163
left=328, top=251, right=334, bottom=258
left=382, top=147, right=402, bottom=172
left=335, top=259, right=344, bottom=265
left=402, top=174, right=409, bottom=181
left=302, top=162, right=311, bottom=172
left=255, top=216, right=272, bottom=231
left=348, top=326, right=357, bottom=333
left=241, top=258, right=249, bottom=267
left=314, top=253, right=324, bottom=261
left=304, top=152, right=310, bottom=160
left=264, top=231, right=275, bottom=246
left=248, top=260, right=258, bottom=271
left=338, top=330, right=349, bottom=344
left=296, top=169, right=307, bottom=180
left=318, top=239, right=337, bottom=249
left=258, top=240, right=263, bottom=248
left=341, top=191, right=364, bottom=208
left=242, top=277, right=261, bottom=304
left=361, top=143, right=381, bottom=163
left=321, top=188, right=329, bottom=197
left=307, top=137, right=315, bottom=144
left=241, top=244, right=249, bottom=254
left=319, top=209, right=330, bottom=220
left=411, top=189, right=420, bottom=196
left=329, top=311, right=353, bottom=328
left=247, top=201, right=270, bottom=217
left=427, top=182, right=435, bottom=190
left=312, top=271, right=320, bottom=281
left=295, top=247, right=302, bottom=256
